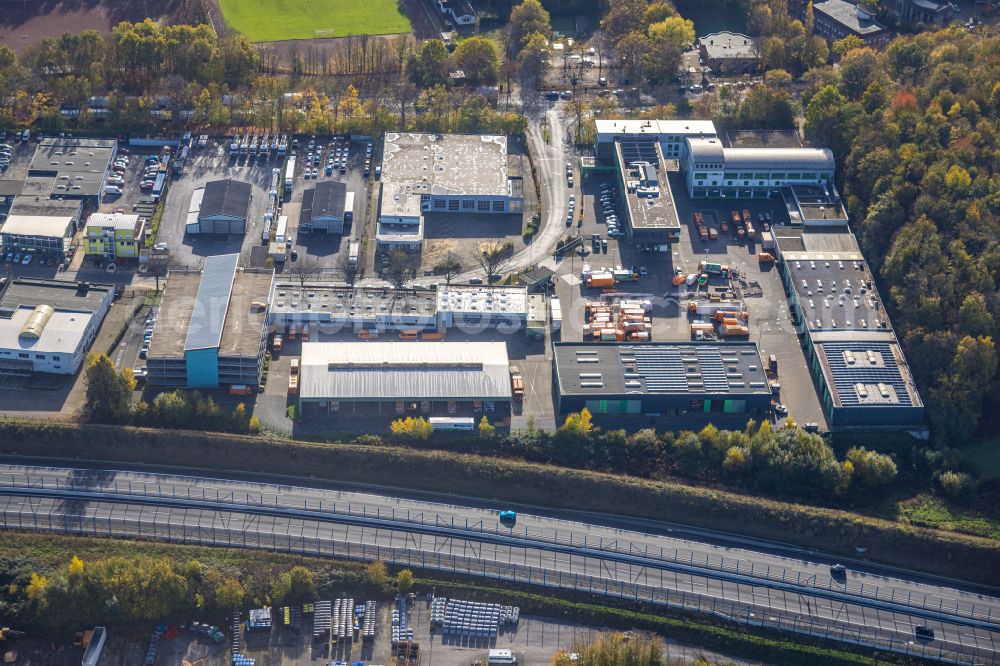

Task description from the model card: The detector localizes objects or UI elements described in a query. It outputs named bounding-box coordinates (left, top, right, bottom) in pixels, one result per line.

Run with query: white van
left=104, top=185, right=123, bottom=196
left=488, top=650, right=516, bottom=665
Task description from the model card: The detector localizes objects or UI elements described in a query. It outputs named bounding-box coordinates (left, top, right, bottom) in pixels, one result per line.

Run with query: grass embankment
left=217, top=0, right=411, bottom=42
left=898, top=495, right=1000, bottom=541
left=2, top=421, right=999, bottom=585
left=0, top=531, right=934, bottom=666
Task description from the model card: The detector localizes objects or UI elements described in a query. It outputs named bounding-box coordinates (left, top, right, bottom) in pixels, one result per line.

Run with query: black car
left=914, top=626, right=935, bottom=641
left=829, top=564, right=847, bottom=582
left=545, top=91, right=559, bottom=101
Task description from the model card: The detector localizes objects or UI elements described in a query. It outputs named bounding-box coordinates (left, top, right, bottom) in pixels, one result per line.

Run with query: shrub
left=845, top=447, right=898, bottom=488
left=937, top=471, right=975, bottom=499
left=390, top=417, right=433, bottom=440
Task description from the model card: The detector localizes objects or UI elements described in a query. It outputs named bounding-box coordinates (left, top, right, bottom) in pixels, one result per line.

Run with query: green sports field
left=217, top=0, right=412, bottom=42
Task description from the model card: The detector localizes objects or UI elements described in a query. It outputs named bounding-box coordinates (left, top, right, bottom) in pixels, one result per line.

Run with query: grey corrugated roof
left=184, top=254, right=239, bottom=351
left=302, top=180, right=346, bottom=224
left=299, top=341, right=511, bottom=401
left=200, top=179, right=251, bottom=221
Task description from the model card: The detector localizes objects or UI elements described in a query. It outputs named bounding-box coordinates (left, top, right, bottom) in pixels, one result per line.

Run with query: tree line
left=12, top=552, right=414, bottom=634
left=800, top=27, right=1000, bottom=444
left=388, top=409, right=897, bottom=500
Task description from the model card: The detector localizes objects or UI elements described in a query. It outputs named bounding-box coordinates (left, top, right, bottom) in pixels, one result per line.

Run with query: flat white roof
left=596, top=119, right=718, bottom=141
left=87, top=212, right=140, bottom=231
left=379, top=132, right=513, bottom=219
left=0, top=306, right=92, bottom=355
left=0, top=215, right=74, bottom=238
left=436, top=285, right=528, bottom=315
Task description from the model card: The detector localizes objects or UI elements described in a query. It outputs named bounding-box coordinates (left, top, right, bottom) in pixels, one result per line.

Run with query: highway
left=0, top=464, right=997, bottom=664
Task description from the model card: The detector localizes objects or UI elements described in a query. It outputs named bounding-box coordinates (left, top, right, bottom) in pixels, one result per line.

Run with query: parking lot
left=284, top=136, right=372, bottom=274
left=156, top=139, right=282, bottom=268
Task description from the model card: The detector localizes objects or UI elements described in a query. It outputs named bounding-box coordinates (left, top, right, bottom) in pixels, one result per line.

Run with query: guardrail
left=2, top=470, right=997, bottom=630
left=0, top=495, right=994, bottom=666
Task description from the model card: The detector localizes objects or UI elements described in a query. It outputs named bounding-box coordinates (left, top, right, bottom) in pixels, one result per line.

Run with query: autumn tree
left=271, top=566, right=317, bottom=605
left=453, top=36, right=500, bottom=85
left=84, top=353, right=135, bottom=424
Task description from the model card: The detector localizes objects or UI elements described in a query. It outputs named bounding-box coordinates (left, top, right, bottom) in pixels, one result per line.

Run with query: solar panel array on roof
left=820, top=341, right=915, bottom=407
left=619, top=139, right=660, bottom=167
left=184, top=254, right=239, bottom=351
left=630, top=345, right=758, bottom=394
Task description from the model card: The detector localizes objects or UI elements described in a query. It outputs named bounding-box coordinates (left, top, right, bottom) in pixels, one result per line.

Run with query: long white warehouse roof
left=299, top=341, right=512, bottom=401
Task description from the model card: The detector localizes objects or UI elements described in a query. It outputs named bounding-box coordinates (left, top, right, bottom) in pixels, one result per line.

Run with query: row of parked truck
left=230, top=131, right=288, bottom=159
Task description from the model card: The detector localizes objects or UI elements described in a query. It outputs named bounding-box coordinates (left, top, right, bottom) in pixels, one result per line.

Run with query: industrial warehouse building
left=300, top=180, right=347, bottom=235
left=772, top=226, right=924, bottom=428
left=267, top=283, right=540, bottom=336
left=0, top=197, right=82, bottom=258
left=185, top=180, right=252, bottom=235
left=683, top=137, right=836, bottom=199
left=25, top=137, right=118, bottom=203
left=553, top=342, right=773, bottom=418
left=146, top=254, right=273, bottom=388
left=376, top=133, right=523, bottom=250
left=0, top=278, right=114, bottom=375
left=297, top=341, right=512, bottom=418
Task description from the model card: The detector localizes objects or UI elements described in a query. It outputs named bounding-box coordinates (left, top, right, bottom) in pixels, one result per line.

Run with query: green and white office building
left=684, top=137, right=836, bottom=199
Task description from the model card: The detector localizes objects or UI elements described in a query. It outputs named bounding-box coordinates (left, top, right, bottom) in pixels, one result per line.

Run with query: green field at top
left=218, top=0, right=412, bottom=42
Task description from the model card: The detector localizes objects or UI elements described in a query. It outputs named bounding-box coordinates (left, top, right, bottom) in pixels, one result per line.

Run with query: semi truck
left=510, top=367, right=524, bottom=402
left=284, top=156, right=295, bottom=194
left=586, top=272, right=615, bottom=288
left=344, top=191, right=355, bottom=223
left=288, top=358, right=299, bottom=395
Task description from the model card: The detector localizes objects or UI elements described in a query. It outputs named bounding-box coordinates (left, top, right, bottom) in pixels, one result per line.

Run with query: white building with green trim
left=684, top=137, right=836, bottom=199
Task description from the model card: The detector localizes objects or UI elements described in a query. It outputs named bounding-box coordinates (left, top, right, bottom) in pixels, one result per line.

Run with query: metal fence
left=2, top=470, right=995, bottom=628
left=0, top=494, right=995, bottom=666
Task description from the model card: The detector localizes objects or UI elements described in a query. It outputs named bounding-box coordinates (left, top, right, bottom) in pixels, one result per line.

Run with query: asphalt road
left=1, top=464, right=997, bottom=663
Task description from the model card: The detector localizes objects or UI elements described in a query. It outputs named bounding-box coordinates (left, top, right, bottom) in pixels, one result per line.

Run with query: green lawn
left=218, top=0, right=412, bottom=42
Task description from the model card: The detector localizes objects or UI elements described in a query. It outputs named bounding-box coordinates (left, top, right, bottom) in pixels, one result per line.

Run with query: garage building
left=300, top=180, right=347, bottom=235
left=187, top=180, right=252, bottom=235
left=297, top=341, right=512, bottom=418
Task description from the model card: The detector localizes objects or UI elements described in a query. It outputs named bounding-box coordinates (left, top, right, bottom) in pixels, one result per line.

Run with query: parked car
left=560, top=90, right=573, bottom=100
left=104, top=186, right=123, bottom=196
left=22, top=254, right=32, bottom=265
